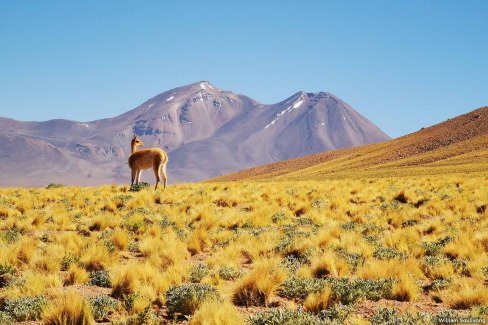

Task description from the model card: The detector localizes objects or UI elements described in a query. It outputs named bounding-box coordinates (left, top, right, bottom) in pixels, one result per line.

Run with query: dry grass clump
left=43, top=291, right=93, bottom=325
left=390, top=274, right=420, bottom=302
left=64, top=265, right=89, bottom=285
left=233, top=259, right=286, bottom=307
left=439, top=278, right=488, bottom=309
left=189, top=299, right=244, bottom=325
left=303, top=287, right=333, bottom=313
left=111, top=229, right=129, bottom=250
left=80, top=244, right=113, bottom=271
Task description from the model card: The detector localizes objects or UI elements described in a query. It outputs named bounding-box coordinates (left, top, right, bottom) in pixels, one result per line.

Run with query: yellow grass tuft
left=189, top=299, right=244, bottom=325
left=441, top=278, right=488, bottom=309
left=233, top=259, right=286, bottom=307
left=64, top=265, right=90, bottom=285
left=390, top=274, right=420, bottom=302
left=43, top=290, right=94, bottom=325
left=303, top=287, right=333, bottom=313
left=81, top=244, right=113, bottom=271
left=111, top=229, right=130, bottom=250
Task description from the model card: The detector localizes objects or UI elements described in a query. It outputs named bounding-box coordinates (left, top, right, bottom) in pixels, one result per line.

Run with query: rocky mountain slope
left=0, top=81, right=389, bottom=186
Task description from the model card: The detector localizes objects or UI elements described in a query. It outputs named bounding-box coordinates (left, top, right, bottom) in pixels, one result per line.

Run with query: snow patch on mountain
left=265, top=94, right=306, bottom=129
left=166, top=96, right=174, bottom=102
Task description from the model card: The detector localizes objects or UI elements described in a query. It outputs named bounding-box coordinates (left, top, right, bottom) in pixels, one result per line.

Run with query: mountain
left=209, top=106, right=488, bottom=182
left=0, top=81, right=389, bottom=187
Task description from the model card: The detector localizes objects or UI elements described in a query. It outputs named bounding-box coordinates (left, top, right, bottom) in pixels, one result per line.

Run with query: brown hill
left=210, top=106, right=488, bottom=181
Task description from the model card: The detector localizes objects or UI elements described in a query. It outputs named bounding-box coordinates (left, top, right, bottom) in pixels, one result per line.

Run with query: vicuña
left=128, top=135, right=168, bottom=190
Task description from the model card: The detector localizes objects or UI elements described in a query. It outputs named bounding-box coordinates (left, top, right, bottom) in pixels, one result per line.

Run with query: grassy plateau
left=0, top=174, right=487, bottom=324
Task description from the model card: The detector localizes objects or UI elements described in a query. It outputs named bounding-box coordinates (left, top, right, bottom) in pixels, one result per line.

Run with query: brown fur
left=128, top=135, right=168, bottom=190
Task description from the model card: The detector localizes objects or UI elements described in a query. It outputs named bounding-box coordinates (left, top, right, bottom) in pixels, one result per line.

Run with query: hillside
left=210, top=106, right=488, bottom=181
left=0, top=82, right=389, bottom=187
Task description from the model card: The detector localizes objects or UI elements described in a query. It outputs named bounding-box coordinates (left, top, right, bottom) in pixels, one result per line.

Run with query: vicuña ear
left=133, top=134, right=137, bottom=139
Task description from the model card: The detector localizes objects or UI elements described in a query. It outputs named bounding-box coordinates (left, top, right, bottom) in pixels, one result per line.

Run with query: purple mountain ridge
left=0, top=81, right=390, bottom=187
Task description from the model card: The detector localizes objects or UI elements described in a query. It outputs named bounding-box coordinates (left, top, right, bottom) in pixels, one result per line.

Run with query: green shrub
left=189, top=263, right=209, bottom=283
left=281, top=255, right=306, bottom=273
left=319, top=304, right=355, bottom=323
left=482, top=266, right=488, bottom=278
left=218, top=266, right=240, bottom=280
left=127, top=241, right=140, bottom=253
left=1, top=228, right=21, bottom=244
left=429, top=278, right=452, bottom=291
left=104, top=240, right=116, bottom=253
left=46, top=183, right=64, bottom=189
left=0, top=312, right=14, bottom=325
left=89, top=270, right=111, bottom=287
left=4, top=296, right=49, bottom=321
left=281, top=278, right=393, bottom=305
left=334, top=247, right=365, bottom=270
left=330, top=278, right=393, bottom=304
left=165, top=283, right=217, bottom=316
left=421, top=236, right=454, bottom=256
left=271, top=211, right=287, bottom=223
left=401, top=219, right=419, bottom=227
left=125, top=307, right=159, bottom=325
left=373, top=247, right=406, bottom=260
left=278, top=277, right=327, bottom=299
left=90, top=296, right=117, bottom=321
left=60, top=254, right=79, bottom=271
left=159, top=215, right=176, bottom=229
left=341, top=221, right=359, bottom=231
left=129, top=182, right=150, bottom=192
left=248, top=308, right=324, bottom=325
left=0, top=263, right=16, bottom=276
left=370, top=308, right=430, bottom=325
left=122, top=293, right=139, bottom=312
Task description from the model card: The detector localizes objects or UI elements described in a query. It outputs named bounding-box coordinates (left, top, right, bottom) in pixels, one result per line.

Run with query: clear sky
left=1, top=1, right=487, bottom=137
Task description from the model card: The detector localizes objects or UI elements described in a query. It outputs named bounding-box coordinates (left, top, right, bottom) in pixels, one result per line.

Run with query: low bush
left=123, top=307, right=160, bottom=325
left=46, top=183, right=64, bottom=189
left=278, top=277, right=327, bottom=299
left=373, top=247, right=406, bottom=260
left=330, top=278, right=394, bottom=304
left=3, top=296, right=48, bottom=321
left=370, top=308, right=430, bottom=325
left=90, top=295, right=118, bottom=321
left=218, top=266, right=240, bottom=280
left=165, top=283, right=218, bottom=316
left=89, top=270, right=111, bottom=287
left=0, top=312, right=14, bottom=325
left=189, top=263, right=209, bottom=283
left=129, top=182, right=150, bottom=192
left=319, top=304, right=355, bottom=323
left=248, top=308, right=324, bottom=325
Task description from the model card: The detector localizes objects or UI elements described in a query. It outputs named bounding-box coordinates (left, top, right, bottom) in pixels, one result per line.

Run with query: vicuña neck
left=131, top=142, right=137, bottom=153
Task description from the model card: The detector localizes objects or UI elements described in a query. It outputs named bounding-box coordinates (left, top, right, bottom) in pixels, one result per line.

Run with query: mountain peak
left=183, top=80, right=219, bottom=92
left=0, top=82, right=390, bottom=186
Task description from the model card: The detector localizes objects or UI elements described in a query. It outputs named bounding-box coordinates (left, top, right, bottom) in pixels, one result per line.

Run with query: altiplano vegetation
left=0, top=176, right=487, bottom=324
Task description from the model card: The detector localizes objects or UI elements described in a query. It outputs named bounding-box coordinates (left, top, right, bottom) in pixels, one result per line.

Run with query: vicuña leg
left=136, top=170, right=142, bottom=184
left=153, top=164, right=161, bottom=191
left=131, top=169, right=136, bottom=186
left=161, top=163, right=168, bottom=190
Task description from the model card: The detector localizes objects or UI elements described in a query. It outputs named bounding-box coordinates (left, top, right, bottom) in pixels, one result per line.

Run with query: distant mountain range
left=0, top=81, right=389, bottom=186
left=211, top=106, right=488, bottom=182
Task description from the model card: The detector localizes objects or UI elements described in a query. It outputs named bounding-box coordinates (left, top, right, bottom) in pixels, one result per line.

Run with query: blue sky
left=1, top=1, right=487, bottom=137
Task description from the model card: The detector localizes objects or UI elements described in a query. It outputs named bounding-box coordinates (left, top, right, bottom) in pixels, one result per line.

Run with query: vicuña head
left=128, top=134, right=168, bottom=191
left=131, top=134, right=144, bottom=153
